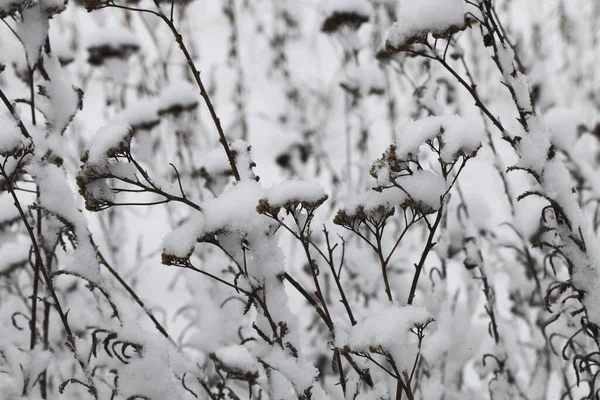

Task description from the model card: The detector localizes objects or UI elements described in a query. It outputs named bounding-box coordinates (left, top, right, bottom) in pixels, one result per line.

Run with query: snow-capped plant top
left=386, top=0, right=473, bottom=51
left=158, top=80, right=199, bottom=116
left=262, top=180, right=327, bottom=208
left=340, top=305, right=433, bottom=372
left=395, top=115, right=485, bottom=163
left=83, top=121, right=133, bottom=169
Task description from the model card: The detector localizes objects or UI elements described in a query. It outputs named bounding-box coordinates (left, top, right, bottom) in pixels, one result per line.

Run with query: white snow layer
left=263, top=180, right=327, bottom=207
left=395, top=115, right=484, bottom=162
left=386, top=0, right=471, bottom=50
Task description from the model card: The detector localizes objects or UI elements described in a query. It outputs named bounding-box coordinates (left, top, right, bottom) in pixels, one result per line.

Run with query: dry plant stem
left=0, top=86, right=31, bottom=139
left=97, top=252, right=174, bottom=342
left=374, top=225, right=393, bottom=302
left=407, top=206, right=444, bottom=305
left=151, top=1, right=241, bottom=181
left=322, top=227, right=356, bottom=325
left=0, top=166, right=74, bottom=343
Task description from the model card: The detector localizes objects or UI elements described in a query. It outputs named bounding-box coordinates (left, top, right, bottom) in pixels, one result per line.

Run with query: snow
left=0, top=0, right=23, bottom=17
left=395, top=115, right=484, bottom=162
left=86, top=121, right=133, bottom=167
left=544, top=107, right=585, bottom=151
left=396, top=170, right=447, bottom=212
left=341, top=188, right=407, bottom=218
left=213, top=344, right=258, bottom=373
left=163, top=181, right=265, bottom=260
left=157, top=80, right=199, bottom=115
left=116, top=98, right=160, bottom=131
left=386, top=0, right=471, bottom=51
left=0, top=194, right=20, bottom=225
left=28, top=162, right=102, bottom=282
left=21, top=349, right=52, bottom=395
left=340, top=62, right=385, bottom=96
left=262, top=180, right=327, bottom=207
left=0, top=236, right=29, bottom=274
left=87, top=24, right=138, bottom=49
left=325, top=0, right=371, bottom=16
left=342, top=304, right=432, bottom=372
left=17, top=4, right=49, bottom=67
left=162, top=213, right=204, bottom=260
left=0, top=112, right=23, bottom=155
left=37, top=54, right=81, bottom=134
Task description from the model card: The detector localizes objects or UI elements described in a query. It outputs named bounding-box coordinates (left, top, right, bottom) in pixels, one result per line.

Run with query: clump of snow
left=28, top=162, right=102, bottom=283
left=85, top=121, right=133, bottom=168
left=396, top=170, right=447, bottom=212
left=341, top=188, right=406, bottom=218
left=0, top=0, right=23, bottom=17
left=544, top=107, right=585, bottom=151
left=0, top=113, right=24, bottom=155
left=386, top=0, right=472, bottom=52
left=162, top=213, right=204, bottom=260
left=340, top=62, right=385, bottom=96
left=262, top=180, right=327, bottom=208
left=37, top=54, right=82, bottom=134
left=17, top=4, right=49, bottom=67
left=395, top=115, right=484, bottom=162
left=157, top=80, right=199, bottom=115
left=116, top=98, right=160, bottom=131
left=213, top=345, right=258, bottom=374
left=342, top=304, right=432, bottom=372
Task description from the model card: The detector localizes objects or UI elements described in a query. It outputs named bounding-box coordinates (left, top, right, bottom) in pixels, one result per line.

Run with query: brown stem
left=0, top=86, right=31, bottom=139
left=153, top=3, right=241, bottom=181
left=407, top=205, right=444, bottom=305
left=97, top=252, right=174, bottom=343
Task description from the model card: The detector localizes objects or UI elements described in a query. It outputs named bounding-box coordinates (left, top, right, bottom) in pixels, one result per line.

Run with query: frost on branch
left=385, top=0, right=474, bottom=52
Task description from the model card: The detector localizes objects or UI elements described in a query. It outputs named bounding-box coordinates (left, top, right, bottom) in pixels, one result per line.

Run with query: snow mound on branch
left=544, top=107, right=585, bottom=151
left=396, top=170, right=447, bottom=211
left=342, top=188, right=407, bottom=217
left=0, top=113, right=24, bottom=155
left=86, top=121, right=133, bottom=167
left=116, top=98, right=160, bottom=131
left=262, top=180, right=327, bottom=207
left=386, top=0, right=472, bottom=51
left=163, top=181, right=265, bottom=261
left=340, top=62, right=385, bottom=96
left=214, top=345, right=258, bottom=374
left=158, top=80, right=199, bottom=115
left=341, top=304, right=432, bottom=372
left=396, top=115, right=484, bottom=162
